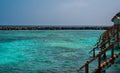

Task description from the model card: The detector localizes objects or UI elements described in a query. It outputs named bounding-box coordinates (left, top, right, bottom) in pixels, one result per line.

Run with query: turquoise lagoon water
left=0, top=30, right=120, bottom=73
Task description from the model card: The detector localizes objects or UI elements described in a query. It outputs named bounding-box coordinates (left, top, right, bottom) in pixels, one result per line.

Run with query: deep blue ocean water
left=0, top=30, right=120, bottom=73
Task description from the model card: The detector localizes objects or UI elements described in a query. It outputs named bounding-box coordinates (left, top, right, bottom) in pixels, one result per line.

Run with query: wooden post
left=98, top=56, right=101, bottom=73
left=103, top=53, right=106, bottom=60
left=98, top=56, right=101, bottom=69
left=108, top=32, right=111, bottom=45
left=93, top=49, right=95, bottom=57
left=111, top=45, right=114, bottom=64
left=102, top=44, right=106, bottom=59
left=118, top=24, right=120, bottom=49
left=116, top=26, right=119, bottom=48
left=85, top=61, right=89, bottom=73
left=111, top=45, right=114, bottom=58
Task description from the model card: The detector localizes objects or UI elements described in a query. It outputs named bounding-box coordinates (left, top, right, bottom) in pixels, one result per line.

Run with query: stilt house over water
left=112, top=12, right=120, bottom=24
left=78, top=12, right=120, bottom=73
left=112, top=12, right=120, bottom=49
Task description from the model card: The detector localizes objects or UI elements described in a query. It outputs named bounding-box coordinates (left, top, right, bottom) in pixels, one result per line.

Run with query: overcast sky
left=0, top=0, right=120, bottom=26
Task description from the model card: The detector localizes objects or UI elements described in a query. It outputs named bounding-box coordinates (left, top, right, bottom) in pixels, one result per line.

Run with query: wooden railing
left=78, top=25, right=120, bottom=73
left=89, top=25, right=120, bottom=57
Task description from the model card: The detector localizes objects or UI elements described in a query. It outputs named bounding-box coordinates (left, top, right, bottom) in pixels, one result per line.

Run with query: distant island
left=0, top=25, right=111, bottom=30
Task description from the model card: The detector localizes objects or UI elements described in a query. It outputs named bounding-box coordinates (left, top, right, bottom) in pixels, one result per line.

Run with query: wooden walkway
left=78, top=25, right=120, bottom=73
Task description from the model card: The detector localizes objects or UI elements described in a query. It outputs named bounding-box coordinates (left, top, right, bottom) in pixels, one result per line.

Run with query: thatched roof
left=111, top=12, right=120, bottom=22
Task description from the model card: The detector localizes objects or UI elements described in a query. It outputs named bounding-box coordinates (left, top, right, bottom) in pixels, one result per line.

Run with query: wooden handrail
left=89, top=25, right=118, bottom=53
left=100, top=31, right=117, bottom=47
left=79, top=38, right=120, bottom=70
left=79, top=25, right=120, bottom=73
left=93, top=52, right=120, bottom=73
left=89, top=30, right=117, bottom=54
left=89, top=38, right=120, bottom=63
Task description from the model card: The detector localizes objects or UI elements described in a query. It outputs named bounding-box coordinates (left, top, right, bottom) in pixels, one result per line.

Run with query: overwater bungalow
left=112, top=12, right=120, bottom=24
left=79, top=12, right=120, bottom=73
left=112, top=12, right=120, bottom=49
